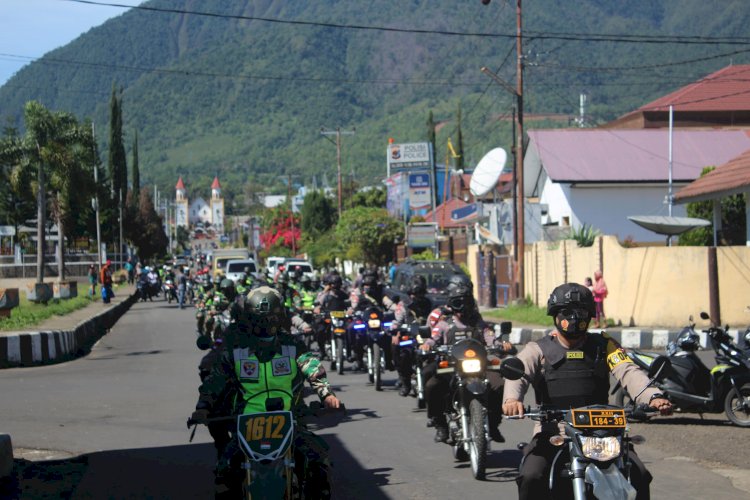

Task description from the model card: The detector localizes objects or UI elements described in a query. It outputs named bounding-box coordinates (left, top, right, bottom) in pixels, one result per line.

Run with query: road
left=0, top=300, right=748, bottom=499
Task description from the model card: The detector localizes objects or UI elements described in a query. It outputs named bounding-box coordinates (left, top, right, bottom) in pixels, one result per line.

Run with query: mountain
left=1, top=0, right=749, bottom=211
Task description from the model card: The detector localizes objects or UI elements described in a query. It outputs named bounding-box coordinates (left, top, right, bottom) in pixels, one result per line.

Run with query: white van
left=225, top=259, right=258, bottom=282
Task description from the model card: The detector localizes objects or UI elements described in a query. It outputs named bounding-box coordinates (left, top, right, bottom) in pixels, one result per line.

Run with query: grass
left=483, top=302, right=551, bottom=327
left=0, top=293, right=98, bottom=331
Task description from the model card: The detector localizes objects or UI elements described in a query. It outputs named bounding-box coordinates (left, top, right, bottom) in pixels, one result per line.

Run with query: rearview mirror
left=499, top=357, right=525, bottom=381
left=500, top=321, right=512, bottom=335
left=700, top=311, right=710, bottom=321
left=196, top=335, right=212, bottom=351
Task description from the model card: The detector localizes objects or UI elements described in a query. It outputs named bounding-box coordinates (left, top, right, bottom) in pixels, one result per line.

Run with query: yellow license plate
left=571, top=409, right=626, bottom=428
left=330, top=311, right=346, bottom=318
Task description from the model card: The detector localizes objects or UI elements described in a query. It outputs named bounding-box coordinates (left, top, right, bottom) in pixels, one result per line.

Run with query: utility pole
left=288, top=174, right=297, bottom=255
left=92, top=123, right=102, bottom=273
left=320, top=127, right=355, bottom=217
left=119, top=189, right=123, bottom=270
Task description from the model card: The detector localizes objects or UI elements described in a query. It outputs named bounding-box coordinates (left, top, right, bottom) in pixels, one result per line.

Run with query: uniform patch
left=272, top=356, right=292, bottom=376
left=607, top=350, right=632, bottom=370
left=240, top=359, right=259, bottom=379
left=566, top=351, right=584, bottom=359
left=560, top=319, right=570, bottom=331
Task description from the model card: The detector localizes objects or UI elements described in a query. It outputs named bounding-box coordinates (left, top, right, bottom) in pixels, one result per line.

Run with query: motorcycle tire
left=724, top=383, right=750, bottom=427
left=469, top=398, right=487, bottom=480
left=373, top=344, right=382, bottom=391
left=336, top=337, right=344, bottom=375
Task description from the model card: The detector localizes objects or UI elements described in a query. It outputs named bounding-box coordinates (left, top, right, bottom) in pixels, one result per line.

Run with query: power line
left=60, top=0, right=750, bottom=46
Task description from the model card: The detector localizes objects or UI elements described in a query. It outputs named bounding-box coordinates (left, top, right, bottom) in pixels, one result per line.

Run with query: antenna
left=470, top=148, right=507, bottom=197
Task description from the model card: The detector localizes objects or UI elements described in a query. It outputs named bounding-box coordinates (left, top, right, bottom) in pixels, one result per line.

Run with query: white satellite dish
left=470, top=148, right=507, bottom=197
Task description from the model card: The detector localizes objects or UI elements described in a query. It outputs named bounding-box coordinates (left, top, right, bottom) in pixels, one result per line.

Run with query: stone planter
left=0, top=288, right=19, bottom=319
left=25, top=282, right=53, bottom=304
left=53, top=281, right=78, bottom=300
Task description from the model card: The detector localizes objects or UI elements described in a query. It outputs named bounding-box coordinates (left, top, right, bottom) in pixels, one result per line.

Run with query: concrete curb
left=0, top=292, right=138, bottom=368
left=507, top=326, right=744, bottom=350
left=0, top=434, right=11, bottom=479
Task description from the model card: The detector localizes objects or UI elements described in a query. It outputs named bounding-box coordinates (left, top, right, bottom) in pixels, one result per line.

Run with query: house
left=524, top=129, right=750, bottom=242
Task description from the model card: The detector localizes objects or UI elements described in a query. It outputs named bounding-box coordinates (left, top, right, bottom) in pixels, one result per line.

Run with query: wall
left=524, top=235, right=750, bottom=327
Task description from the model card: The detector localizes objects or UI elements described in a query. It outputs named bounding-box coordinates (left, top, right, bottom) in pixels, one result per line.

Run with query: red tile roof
left=423, top=198, right=471, bottom=228
left=638, top=65, right=750, bottom=112
left=211, top=176, right=221, bottom=189
left=674, top=148, right=750, bottom=203
left=175, top=176, right=185, bottom=190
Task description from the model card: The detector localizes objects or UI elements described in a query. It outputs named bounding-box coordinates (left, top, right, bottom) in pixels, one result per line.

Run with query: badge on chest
left=272, top=356, right=292, bottom=376
left=566, top=351, right=584, bottom=360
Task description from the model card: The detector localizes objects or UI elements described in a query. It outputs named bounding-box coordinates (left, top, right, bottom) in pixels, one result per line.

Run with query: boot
left=488, top=413, right=505, bottom=443
left=433, top=416, right=449, bottom=442
left=398, top=378, right=411, bottom=397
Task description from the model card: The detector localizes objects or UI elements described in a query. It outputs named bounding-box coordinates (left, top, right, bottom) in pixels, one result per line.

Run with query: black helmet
left=220, top=278, right=237, bottom=301
left=311, top=274, right=321, bottom=288
left=245, top=286, right=285, bottom=338
left=446, top=284, right=474, bottom=313
left=546, top=283, right=595, bottom=317
left=362, top=274, right=378, bottom=287
left=330, top=274, right=343, bottom=289
left=300, top=275, right=312, bottom=286
left=408, top=275, right=427, bottom=296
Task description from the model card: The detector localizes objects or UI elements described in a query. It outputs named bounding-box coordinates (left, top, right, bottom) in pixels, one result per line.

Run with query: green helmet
left=245, top=286, right=285, bottom=337
left=220, top=278, right=236, bottom=301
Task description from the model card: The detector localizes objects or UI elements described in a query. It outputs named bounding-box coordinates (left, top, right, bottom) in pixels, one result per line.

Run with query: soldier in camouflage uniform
left=192, top=286, right=340, bottom=499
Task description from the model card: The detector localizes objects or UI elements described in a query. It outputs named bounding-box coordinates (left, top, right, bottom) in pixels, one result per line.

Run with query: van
left=212, top=248, right=250, bottom=278
left=282, top=260, right=315, bottom=279
left=225, top=259, right=258, bottom=282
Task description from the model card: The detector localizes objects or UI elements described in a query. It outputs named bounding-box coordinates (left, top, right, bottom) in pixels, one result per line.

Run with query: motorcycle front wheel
left=725, top=383, right=750, bottom=427
left=373, top=343, right=382, bottom=391
left=469, top=398, right=487, bottom=480
left=335, top=337, right=344, bottom=375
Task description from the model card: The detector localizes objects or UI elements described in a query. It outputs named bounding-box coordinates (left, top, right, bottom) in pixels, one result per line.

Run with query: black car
left=387, top=259, right=469, bottom=307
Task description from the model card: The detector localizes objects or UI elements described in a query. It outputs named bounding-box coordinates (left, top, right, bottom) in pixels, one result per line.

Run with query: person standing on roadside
left=177, top=267, right=188, bottom=309
left=125, top=257, right=134, bottom=285
left=88, top=264, right=98, bottom=297
left=592, top=269, right=608, bottom=328
left=100, top=259, right=114, bottom=304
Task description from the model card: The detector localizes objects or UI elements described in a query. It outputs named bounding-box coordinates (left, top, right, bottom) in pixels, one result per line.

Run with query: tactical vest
left=534, top=334, right=610, bottom=409
left=446, top=320, right=482, bottom=345
left=300, top=289, right=315, bottom=309
left=233, top=344, right=300, bottom=413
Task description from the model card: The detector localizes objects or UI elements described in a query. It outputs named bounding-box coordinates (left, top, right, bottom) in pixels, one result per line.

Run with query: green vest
left=233, top=344, right=300, bottom=413
left=301, top=289, right=315, bottom=309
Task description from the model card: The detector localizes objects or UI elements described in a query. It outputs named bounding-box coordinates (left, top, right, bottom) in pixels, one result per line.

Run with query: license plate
left=330, top=311, right=346, bottom=318
left=571, top=409, right=626, bottom=428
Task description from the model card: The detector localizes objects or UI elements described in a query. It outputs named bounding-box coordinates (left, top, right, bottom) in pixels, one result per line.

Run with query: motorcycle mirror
left=500, top=321, right=512, bottom=335
left=499, top=357, right=525, bottom=381
left=196, top=335, right=212, bottom=351
left=648, top=355, right=671, bottom=379
left=700, top=311, right=710, bottom=321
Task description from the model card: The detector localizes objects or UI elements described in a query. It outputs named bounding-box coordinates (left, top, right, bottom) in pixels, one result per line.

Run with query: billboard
left=408, top=173, right=432, bottom=210
left=388, top=142, right=431, bottom=170
left=407, top=223, right=437, bottom=248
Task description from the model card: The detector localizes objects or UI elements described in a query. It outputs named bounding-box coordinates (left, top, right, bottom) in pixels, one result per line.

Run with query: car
left=225, top=259, right=258, bottom=282
left=265, top=256, right=286, bottom=277
left=386, top=259, right=469, bottom=307
left=282, top=260, right=315, bottom=279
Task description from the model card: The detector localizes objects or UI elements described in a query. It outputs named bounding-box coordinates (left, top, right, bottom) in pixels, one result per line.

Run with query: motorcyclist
left=205, top=279, right=234, bottom=342
left=390, top=275, right=432, bottom=396
left=315, top=274, right=350, bottom=366
left=502, top=282, right=673, bottom=500
left=192, top=286, right=341, bottom=499
left=275, top=272, right=302, bottom=312
left=298, top=275, right=317, bottom=311
left=420, top=281, right=513, bottom=443
left=347, top=271, right=396, bottom=371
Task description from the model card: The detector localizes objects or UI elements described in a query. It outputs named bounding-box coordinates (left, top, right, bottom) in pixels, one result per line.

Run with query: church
left=174, top=176, right=225, bottom=234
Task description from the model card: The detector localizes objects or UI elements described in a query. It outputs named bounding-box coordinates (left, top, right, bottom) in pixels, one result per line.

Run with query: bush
left=571, top=223, right=600, bottom=247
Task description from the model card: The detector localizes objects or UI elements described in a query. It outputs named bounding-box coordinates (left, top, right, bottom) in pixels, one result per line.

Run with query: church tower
left=175, top=177, right=189, bottom=228
left=210, top=176, right=225, bottom=234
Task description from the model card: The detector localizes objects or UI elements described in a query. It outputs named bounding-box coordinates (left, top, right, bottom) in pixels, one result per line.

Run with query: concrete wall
left=524, top=235, right=750, bottom=327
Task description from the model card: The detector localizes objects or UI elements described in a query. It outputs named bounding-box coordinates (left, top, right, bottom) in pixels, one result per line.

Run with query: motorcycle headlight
left=579, top=436, right=621, bottom=462
left=368, top=319, right=381, bottom=329
left=461, top=359, right=482, bottom=373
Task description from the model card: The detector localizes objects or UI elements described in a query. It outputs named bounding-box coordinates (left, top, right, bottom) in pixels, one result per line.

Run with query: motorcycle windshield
left=585, top=463, right=636, bottom=500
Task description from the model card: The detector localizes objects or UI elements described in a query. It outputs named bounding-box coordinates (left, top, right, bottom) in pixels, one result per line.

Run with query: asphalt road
left=0, top=300, right=748, bottom=499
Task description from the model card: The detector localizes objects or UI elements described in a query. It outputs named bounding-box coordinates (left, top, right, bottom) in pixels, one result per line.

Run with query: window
left=562, top=216, right=570, bottom=226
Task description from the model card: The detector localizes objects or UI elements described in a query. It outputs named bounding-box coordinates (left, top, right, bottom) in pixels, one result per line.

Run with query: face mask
left=557, top=308, right=590, bottom=337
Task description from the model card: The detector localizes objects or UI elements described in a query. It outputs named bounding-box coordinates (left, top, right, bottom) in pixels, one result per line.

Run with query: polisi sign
left=387, top=142, right=431, bottom=170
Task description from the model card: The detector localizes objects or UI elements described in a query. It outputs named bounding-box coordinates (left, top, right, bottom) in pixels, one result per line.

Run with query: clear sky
left=0, top=0, right=143, bottom=87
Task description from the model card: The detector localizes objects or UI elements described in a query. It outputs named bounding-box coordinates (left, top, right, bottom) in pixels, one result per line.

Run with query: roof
left=637, top=65, right=750, bottom=113
left=211, top=176, right=221, bottom=189
left=674, top=148, right=750, bottom=203
left=423, top=198, right=473, bottom=228
left=175, top=176, right=185, bottom=190
left=527, top=129, right=750, bottom=183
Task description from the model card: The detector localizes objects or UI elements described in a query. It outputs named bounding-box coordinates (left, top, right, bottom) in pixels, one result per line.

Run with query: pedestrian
left=125, top=257, right=134, bottom=285
left=177, top=267, right=187, bottom=309
left=592, top=269, right=608, bottom=328
left=87, top=264, right=97, bottom=297
left=100, top=259, right=114, bottom=304
left=584, top=276, right=593, bottom=293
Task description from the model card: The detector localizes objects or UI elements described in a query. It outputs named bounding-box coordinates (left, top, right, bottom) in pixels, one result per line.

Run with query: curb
left=0, top=434, right=10, bottom=479
left=0, top=293, right=138, bottom=368
left=507, top=326, right=744, bottom=350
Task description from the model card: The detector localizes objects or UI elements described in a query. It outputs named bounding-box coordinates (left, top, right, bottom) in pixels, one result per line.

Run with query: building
left=174, top=176, right=225, bottom=233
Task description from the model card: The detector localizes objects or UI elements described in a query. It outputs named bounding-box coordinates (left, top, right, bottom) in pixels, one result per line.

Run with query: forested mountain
left=1, top=0, right=749, bottom=211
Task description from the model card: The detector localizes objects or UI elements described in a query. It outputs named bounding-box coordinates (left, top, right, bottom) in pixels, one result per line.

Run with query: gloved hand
left=191, top=409, right=209, bottom=424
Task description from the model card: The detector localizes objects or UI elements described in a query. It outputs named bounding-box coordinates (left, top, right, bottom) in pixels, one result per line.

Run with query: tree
left=455, top=104, right=465, bottom=170
left=300, top=190, right=336, bottom=238
left=260, top=205, right=300, bottom=252
left=131, top=131, right=140, bottom=200
left=351, top=187, right=386, bottom=209
left=133, top=187, right=168, bottom=261
left=334, top=207, right=403, bottom=266
left=108, top=85, right=127, bottom=213
left=678, top=167, right=747, bottom=246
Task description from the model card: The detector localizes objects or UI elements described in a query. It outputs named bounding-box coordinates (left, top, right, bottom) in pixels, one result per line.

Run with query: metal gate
left=478, top=250, right=512, bottom=308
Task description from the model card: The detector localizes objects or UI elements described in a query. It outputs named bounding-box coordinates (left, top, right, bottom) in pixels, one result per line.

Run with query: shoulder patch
left=607, top=350, right=632, bottom=370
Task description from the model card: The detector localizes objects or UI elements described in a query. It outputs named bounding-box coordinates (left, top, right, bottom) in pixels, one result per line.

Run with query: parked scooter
left=613, top=312, right=750, bottom=426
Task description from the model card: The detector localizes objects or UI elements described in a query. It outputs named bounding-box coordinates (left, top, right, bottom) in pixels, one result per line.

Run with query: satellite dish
left=470, top=148, right=507, bottom=197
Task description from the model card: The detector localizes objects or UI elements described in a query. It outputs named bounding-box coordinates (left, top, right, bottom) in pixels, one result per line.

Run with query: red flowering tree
left=260, top=206, right=300, bottom=251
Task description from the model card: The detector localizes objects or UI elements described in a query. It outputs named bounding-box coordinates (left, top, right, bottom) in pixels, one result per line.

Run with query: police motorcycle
left=501, top=356, right=668, bottom=500
left=432, top=334, right=509, bottom=480
left=163, top=278, right=177, bottom=303
left=357, top=306, right=394, bottom=391
left=612, top=312, right=750, bottom=427
left=328, top=310, right=349, bottom=376
left=187, top=398, right=343, bottom=499
left=394, top=321, right=432, bottom=408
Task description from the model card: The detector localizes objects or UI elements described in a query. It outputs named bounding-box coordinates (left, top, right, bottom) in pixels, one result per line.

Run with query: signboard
left=388, top=142, right=431, bottom=170
left=0, top=226, right=16, bottom=237
left=407, top=223, right=437, bottom=248
left=408, top=173, right=432, bottom=210
left=451, top=203, right=478, bottom=223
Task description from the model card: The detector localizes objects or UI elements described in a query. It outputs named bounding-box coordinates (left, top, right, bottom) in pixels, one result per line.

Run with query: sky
left=0, top=0, right=143, bottom=87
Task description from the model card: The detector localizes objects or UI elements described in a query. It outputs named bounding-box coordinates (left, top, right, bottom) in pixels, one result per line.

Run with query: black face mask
left=556, top=308, right=590, bottom=337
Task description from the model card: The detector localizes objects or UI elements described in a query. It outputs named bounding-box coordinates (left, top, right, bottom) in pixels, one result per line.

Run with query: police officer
left=192, top=286, right=341, bottom=499
left=420, top=281, right=512, bottom=443
left=315, top=274, right=350, bottom=367
left=503, top=282, right=673, bottom=500
left=390, top=275, right=432, bottom=396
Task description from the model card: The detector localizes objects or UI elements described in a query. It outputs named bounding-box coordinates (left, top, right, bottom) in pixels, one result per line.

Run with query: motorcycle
left=348, top=310, right=371, bottom=374
left=612, top=312, right=750, bottom=427
left=163, top=279, right=177, bottom=304
left=433, top=337, right=507, bottom=480
left=188, top=398, right=343, bottom=499
left=328, top=310, right=349, bottom=375
left=360, top=306, right=393, bottom=391
left=394, top=322, right=431, bottom=408
left=502, top=356, right=669, bottom=500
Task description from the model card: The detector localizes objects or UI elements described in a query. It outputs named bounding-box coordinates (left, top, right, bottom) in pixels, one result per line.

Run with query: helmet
left=330, top=274, right=343, bottom=289
left=447, top=274, right=473, bottom=292
left=446, top=284, right=474, bottom=313
left=546, top=283, right=595, bottom=336
left=408, top=275, right=427, bottom=296
left=311, top=274, right=321, bottom=288
left=276, top=272, right=289, bottom=286
left=219, top=278, right=237, bottom=301
left=245, top=286, right=285, bottom=338
left=292, top=267, right=303, bottom=281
